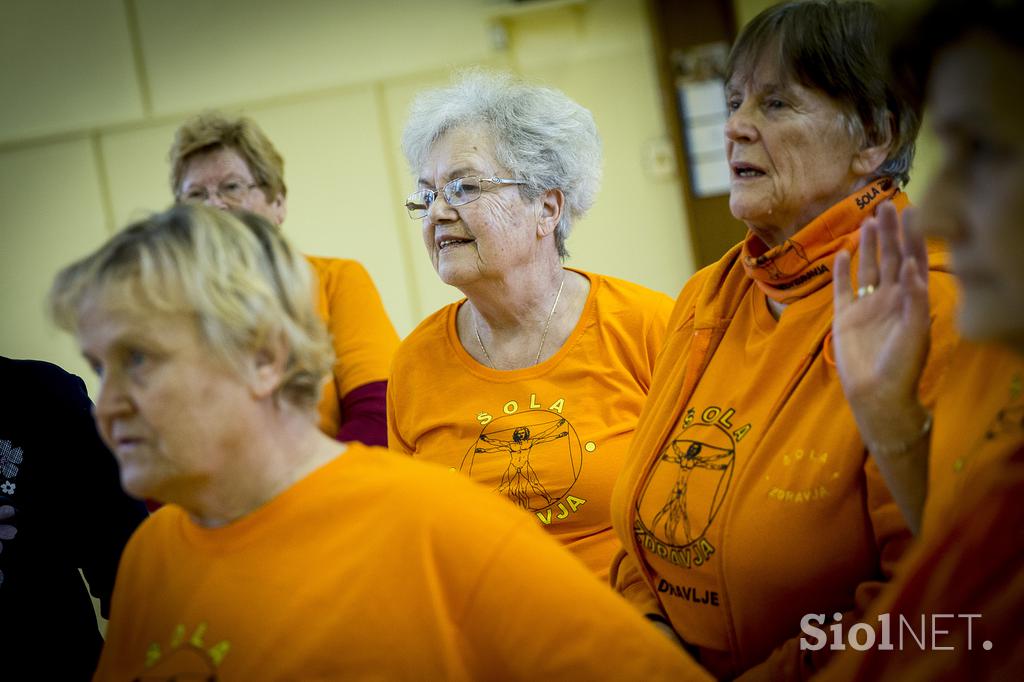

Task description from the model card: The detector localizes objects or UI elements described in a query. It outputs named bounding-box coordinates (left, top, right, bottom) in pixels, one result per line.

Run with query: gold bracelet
left=866, top=412, right=933, bottom=459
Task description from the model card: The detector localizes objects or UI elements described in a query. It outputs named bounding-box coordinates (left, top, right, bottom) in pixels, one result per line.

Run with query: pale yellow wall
left=0, top=139, right=111, bottom=385
left=733, top=0, right=780, bottom=26
left=0, top=0, right=694, bottom=397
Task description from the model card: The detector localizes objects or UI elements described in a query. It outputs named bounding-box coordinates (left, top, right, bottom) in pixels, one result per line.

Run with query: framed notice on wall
left=673, top=42, right=731, bottom=198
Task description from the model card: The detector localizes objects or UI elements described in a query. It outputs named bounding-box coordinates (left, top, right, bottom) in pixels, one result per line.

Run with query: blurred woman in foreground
left=822, top=0, right=1024, bottom=677
left=51, top=204, right=706, bottom=681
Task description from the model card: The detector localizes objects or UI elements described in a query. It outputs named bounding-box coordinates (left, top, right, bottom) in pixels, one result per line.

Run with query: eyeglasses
left=178, top=180, right=262, bottom=205
left=405, top=176, right=525, bottom=219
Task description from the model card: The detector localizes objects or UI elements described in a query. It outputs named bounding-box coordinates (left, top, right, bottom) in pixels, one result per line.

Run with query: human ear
left=536, top=188, right=564, bottom=239
left=270, top=193, right=288, bottom=226
left=249, top=333, right=289, bottom=400
left=852, top=113, right=894, bottom=177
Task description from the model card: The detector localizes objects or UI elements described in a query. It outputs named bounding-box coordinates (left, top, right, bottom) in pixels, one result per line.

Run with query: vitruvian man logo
left=462, top=410, right=583, bottom=512
left=637, top=420, right=735, bottom=550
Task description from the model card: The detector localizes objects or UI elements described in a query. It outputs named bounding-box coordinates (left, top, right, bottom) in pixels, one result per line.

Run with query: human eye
left=445, top=177, right=465, bottom=195
left=965, top=134, right=1006, bottom=163
left=126, top=348, right=148, bottom=371
left=723, top=84, right=743, bottom=113
left=85, top=355, right=104, bottom=378
left=448, top=177, right=480, bottom=204
left=458, top=178, right=481, bottom=193
left=220, top=180, right=249, bottom=200
left=764, top=97, right=787, bottom=111
left=946, top=129, right=1007, bottom=169
left=182, top=188, right=206, bottom=202
left=405, top=190, right=433, bottom=213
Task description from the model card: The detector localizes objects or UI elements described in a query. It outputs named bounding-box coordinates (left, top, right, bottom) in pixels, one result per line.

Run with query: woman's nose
left=203, top=193, right=231, bottom=210
left=94, top=373, right=130, bottom=422
left=426, top=192, right=456, bottom=224
left=725, top=102, right=758, bottom=144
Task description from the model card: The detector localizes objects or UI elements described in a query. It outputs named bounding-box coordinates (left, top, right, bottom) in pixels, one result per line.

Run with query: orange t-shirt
left=306, top=256, right=400, bottom=438
left=93, top=445, right=709, bottom=681
left=387, top=269, right=673, bottom=578
left=611, top=191, right=960, bottom=679
left=923, top=339, right=1024, bottom=536
left=814, top=343, right=1024, bottom=681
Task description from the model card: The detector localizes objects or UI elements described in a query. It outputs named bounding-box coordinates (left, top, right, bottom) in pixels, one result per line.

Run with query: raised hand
left=832, top=202, right=932, bottom=531
left=833, top=202, right=931, bottom=436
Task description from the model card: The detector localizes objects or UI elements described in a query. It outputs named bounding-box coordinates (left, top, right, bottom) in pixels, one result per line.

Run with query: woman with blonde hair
left=53, top=204, right=709, bottom=680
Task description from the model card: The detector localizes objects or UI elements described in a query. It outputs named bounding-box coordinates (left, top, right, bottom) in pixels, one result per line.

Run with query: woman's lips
left=437, top=237, right=474, bottom=251
left=731, top=162, right=767, bottom=179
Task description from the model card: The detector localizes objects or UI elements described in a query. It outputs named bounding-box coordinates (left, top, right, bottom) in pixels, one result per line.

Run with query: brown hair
left=727, top=0, right=920, bottom=186
left=169, top=112, right=287, bottom=203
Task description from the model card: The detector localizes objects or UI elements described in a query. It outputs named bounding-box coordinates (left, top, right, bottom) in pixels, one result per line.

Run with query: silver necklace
left=474, top=274, right=566, bottom=369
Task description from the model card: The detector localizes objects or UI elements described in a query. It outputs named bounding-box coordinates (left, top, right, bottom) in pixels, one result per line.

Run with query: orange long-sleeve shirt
left=306, top=256, right=399, bottom=440
left=611, top=190, right=960, bottom=680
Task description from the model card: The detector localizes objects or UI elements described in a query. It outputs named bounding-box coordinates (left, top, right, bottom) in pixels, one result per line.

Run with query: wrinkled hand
left=832, top=202, right=931, bottom=446
left=0, top=504, right=15, bottom=555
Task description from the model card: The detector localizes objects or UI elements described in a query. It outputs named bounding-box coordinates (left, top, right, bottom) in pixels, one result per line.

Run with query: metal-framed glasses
left=178, top=180, right=261, bottom=205
left=405, top=176, right=525, bottom=219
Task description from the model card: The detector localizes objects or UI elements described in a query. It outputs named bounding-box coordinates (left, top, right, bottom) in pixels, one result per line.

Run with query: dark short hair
left=887, top=0, right=1024, bottom=113
left=727, top=0, right=919, bottom=187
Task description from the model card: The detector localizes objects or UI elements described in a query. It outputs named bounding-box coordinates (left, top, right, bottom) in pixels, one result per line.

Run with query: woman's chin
left=435, top=262, right=474, bottom=289
left=728, top=195, right=765, bottom=226
left=439, top=247, right=490, bottom=285
left=119, top=466, right=168, bottom=504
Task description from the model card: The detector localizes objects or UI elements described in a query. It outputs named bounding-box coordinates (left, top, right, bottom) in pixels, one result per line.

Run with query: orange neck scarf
left=740, top=179, right=907, bottom=303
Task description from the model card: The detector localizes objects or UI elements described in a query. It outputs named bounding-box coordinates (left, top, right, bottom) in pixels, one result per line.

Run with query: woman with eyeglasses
left=387, top=71, right=673, bottom=579
left=608, top=1, right=962, bottom=678
left=169, top=113, right=399, bottom=447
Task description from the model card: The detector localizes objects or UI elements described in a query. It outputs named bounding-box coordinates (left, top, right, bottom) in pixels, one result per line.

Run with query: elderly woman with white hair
left=387, top=72, right=673, bottom=578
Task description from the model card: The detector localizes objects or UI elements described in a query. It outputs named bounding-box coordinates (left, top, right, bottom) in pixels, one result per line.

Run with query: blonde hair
left=50, top=204, right=331, bottom=410
left=169, top=111, right=287, bottom=203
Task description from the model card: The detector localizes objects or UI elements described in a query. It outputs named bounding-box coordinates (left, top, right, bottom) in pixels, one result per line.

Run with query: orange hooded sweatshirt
left=610, top=183, right=960, bottom=680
